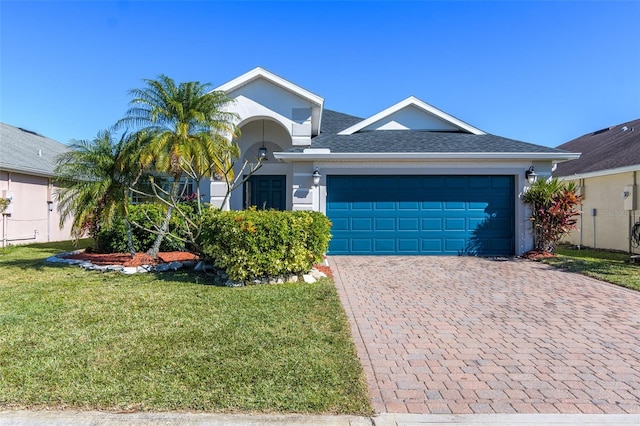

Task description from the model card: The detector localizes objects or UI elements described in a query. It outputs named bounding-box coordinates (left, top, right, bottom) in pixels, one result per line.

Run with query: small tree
left=54, top=130, right=142, bottom=257
left=522, top=177, right=582, bottom=253
left=117, top=75, right=239, bottom=258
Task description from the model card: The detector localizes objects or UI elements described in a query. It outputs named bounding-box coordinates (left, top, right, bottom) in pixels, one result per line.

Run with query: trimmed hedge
left=199, top=209, right=331, bottom=282
left=95, top=202, right=198, bottom=253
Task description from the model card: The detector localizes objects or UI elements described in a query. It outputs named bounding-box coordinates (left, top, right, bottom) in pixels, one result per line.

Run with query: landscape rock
left=105, top=265, right=124, bottom=272
left=154, top=264, right=170, bottom=272
left=310, top=268, right=327, bottom=279
left=121, top=267, right=138, bottom=275
left=167, top=261, right=183, bottom=271
left=302, top=274, right=316, bottom=284
left=225, top=279, right=244, bottom=287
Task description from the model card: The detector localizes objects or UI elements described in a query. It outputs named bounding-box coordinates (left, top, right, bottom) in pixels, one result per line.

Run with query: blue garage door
left=326, top=175, right=514, bottom=255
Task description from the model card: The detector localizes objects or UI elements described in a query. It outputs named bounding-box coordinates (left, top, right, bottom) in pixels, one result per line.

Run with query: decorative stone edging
left=45, top=250, right=327, bottom=286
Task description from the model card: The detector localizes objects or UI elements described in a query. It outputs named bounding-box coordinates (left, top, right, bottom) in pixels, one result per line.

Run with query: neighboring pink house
left=0, top=123, right=73, bottom=247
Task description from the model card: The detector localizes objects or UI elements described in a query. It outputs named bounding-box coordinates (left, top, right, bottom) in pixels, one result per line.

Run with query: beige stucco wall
left=1, top=170, right=73, bottom=247
left=561, top=171, right=639, bottom=254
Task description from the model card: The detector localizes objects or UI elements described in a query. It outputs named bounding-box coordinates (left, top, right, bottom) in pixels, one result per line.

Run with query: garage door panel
left=331, top=217, right=349, bottom=231
left=375, top=217, right=395, bottom=231
left=491, top=176, right=513, bottom=189
left=375, top=201, right=396, bottom=210
left=469, top=176, right=491, bottom=188
left=445, top=201, right=466, bottom=210
left=422, top=218, right=442, bottom=231
left=398, top=217, right=419, bottom=231
left=445, top=239, right=466, bottom=252
left=327, top=175, right=514, bottom=255
left=421, top=239, right=443, bottom=252
left=398, top=201, right=419, bottom=210
left=398, top=239, right=419, bottom=253
left=445, top=217, right=466, bottom=231
left=352, top=218, right=373, bottom=231
left=374, top=239, right=396, bottom=253
left=352, top=239, right=373, bottom=252
left=468, top=201, right=489, bottom=210
left=421, top=201, right=443, bottom=210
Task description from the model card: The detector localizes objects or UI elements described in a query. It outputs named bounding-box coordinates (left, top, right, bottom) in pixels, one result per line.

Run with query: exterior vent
left=592, top=127, right=610, bottom=136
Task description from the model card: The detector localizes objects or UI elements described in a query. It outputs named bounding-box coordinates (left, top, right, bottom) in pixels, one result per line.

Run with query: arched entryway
left=231, top=118, right=293, bottom=211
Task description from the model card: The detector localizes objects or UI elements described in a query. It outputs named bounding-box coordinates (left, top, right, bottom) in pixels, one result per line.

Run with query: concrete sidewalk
left=2, top=411, right=640, bottom=425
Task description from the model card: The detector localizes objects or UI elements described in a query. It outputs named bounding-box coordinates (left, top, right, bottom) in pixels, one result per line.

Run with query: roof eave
left=273, top=152, right=581, bottom=162
left=0, top=164, right=56, bottom=178
left=556, top=163, right=640, bottom=180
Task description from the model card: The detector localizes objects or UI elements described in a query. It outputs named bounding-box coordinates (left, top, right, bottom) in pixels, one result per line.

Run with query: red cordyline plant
left=522, top=177, right=583, bottom=253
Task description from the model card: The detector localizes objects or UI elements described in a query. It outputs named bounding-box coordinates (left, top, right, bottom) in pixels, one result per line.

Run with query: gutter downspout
left=632, top=171, right=637, bottom=254
left=579, top=178, right=584, bottom=249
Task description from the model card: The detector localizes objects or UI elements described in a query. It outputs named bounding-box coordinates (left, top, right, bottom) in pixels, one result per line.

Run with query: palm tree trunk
left=146, top=178, right=181, bottom=258
left=124, top=219, right=136, bottom=258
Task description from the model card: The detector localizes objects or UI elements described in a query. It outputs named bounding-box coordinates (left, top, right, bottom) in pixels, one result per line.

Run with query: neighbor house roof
left=554, top=118, right=640, bottom=177
left=0, top=122, right=69, bottom=177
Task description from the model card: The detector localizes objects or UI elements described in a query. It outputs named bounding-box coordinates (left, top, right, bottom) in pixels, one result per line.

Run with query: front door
left=244, top=175, right=286, bottom=210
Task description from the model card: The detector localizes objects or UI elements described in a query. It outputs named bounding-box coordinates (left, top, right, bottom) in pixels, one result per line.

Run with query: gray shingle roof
left=553, top=118, right=640, bottom=176
left=308, top=130, right=566, bottom=154
left=319, top=109, right=363, bottom=134
left=0, top=123, right=69, bottom=177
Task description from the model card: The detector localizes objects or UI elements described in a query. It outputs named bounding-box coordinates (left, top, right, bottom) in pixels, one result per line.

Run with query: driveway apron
left=330, top=256, right=640, bottom=415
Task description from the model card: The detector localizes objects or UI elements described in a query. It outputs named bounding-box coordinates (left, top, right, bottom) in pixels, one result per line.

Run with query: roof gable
left=216, top=67, right=324, bottom=136
left=338, top=96, right=485, bottom=135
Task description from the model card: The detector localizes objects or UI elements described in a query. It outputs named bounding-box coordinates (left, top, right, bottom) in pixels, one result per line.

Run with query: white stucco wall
left=362, top=105, right=460, bottom=131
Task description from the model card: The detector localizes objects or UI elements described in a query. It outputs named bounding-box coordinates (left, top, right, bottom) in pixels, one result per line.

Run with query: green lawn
left=540, top=245, right=640, bottom=291
left=0, top=241, right=372, bottom=414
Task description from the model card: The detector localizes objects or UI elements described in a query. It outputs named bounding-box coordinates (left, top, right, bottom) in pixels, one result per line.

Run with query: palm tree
left=54, top=130, right=140, bottom=257
left=118, top=75, right=238, bottom=258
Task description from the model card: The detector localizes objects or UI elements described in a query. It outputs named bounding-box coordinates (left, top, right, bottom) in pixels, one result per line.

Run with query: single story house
left=0, top=123, right=73, bottom=247
left=205, top=67, right=579, bottom=256
left=554, top=119, right=640, bottom=254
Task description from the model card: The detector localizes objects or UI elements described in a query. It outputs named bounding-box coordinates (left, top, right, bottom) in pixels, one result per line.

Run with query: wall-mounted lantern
left=312, top=168, right=321, bottom=187
left=258, top=144, right=267, bottom=161
left=258, top=120, right=268, bottom=160
left=47, top=201, right=54, bottom=212
left=525, top=166, right=538, bottom=184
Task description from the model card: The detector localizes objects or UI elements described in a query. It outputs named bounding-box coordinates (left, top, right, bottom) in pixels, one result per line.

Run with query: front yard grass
left=0, top=241, right=372, bottom=414
left=540, top=245, right=640, bottom=291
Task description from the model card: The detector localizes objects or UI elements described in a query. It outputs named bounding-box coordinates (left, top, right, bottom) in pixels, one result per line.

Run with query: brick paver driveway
left=331, top=256, right=640, bottom=415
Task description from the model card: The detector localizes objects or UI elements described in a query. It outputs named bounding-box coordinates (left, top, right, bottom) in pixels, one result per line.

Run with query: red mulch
left=64, top=250, right=333, bottom=276
left=522, top=250, right=556, bottom=260
left=314, top=264, right=333, bottom=278
left=63, top=251, right=199, bottom=267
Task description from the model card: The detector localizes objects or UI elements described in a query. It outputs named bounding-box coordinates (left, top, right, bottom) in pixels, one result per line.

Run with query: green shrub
left=95, top=202, right=199, bottom=253
left=199, top=209, right=332, bottom=282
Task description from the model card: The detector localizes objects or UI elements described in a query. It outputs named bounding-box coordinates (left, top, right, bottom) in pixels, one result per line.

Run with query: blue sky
left=1, top=1, right=639, bottom=148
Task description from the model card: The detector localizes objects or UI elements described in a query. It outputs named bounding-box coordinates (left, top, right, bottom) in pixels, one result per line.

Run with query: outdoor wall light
left=258, top=144, right=268, bottom=160
left=525, top=166, right=538, bottom=184
left=258, top=120, right=268, bottom=161
left=312, top=168, right=321, bottom=187
left=47, top=201, right=54, bottom=212
left=621, top=191, right=630, bottom=199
